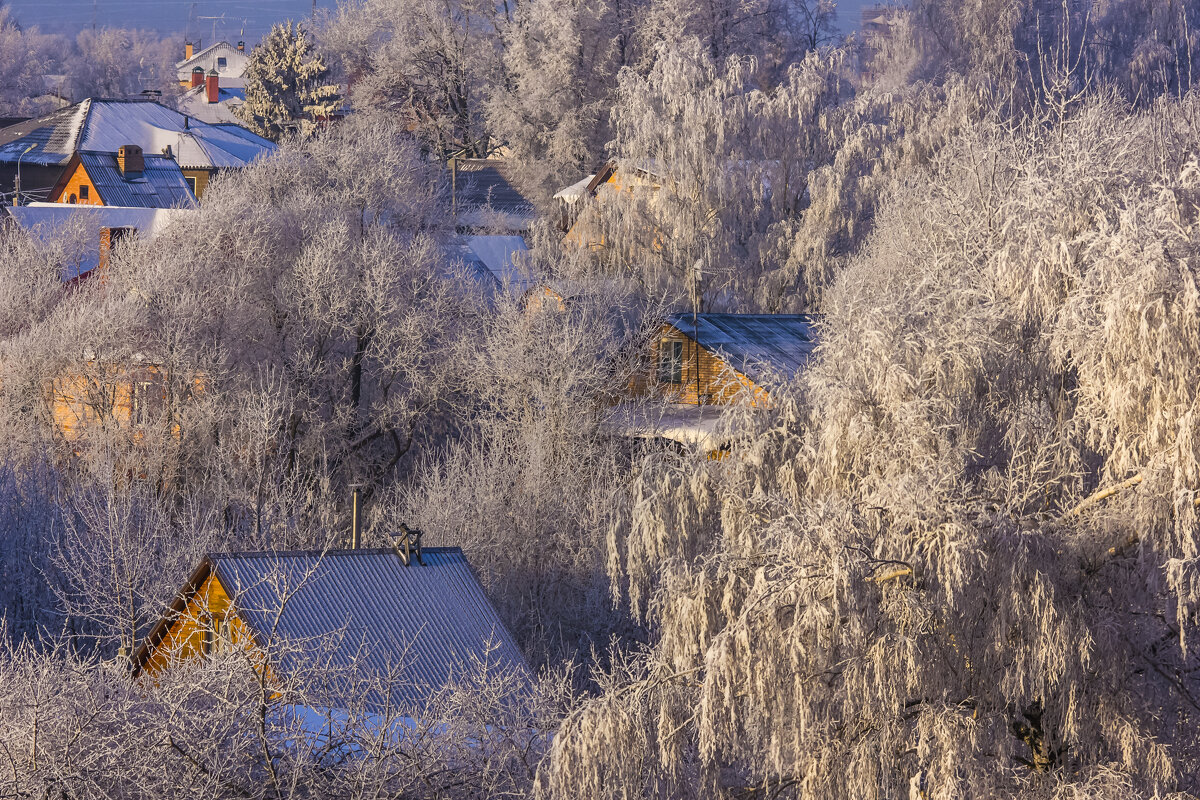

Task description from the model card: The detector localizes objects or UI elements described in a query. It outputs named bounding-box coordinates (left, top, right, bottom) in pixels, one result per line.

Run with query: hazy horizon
left=5, top=0, right=877, bottom=53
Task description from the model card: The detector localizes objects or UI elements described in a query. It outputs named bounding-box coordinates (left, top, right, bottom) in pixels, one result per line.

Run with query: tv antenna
left=197, top=13, right=226, bottom=45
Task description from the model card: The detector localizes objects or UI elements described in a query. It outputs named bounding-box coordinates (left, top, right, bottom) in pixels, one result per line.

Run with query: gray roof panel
left=209, top=547, right=531, bottom=710
left=77, top=151, right=197, bottom=208
left=665, top=312, right=820, bottom=384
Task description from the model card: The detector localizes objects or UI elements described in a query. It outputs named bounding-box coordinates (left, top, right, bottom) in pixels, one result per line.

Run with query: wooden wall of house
left=51, top=162, right=102, bottom=205
left=48, top=364, right=166, bottom=441
left=635, top=323, right=768, bottom=406
left=183, top=169, right=212, bottom=199
left=564, top=169, right=661, bottom=252
left=140, top=572, right=254, bottom=677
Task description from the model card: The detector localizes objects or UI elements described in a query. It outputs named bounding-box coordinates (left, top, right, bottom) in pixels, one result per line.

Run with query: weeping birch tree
left=544, top=92, right=1200, bottom=800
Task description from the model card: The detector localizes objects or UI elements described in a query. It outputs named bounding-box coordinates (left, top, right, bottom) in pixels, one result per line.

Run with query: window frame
left=657, top=339, right=684, bottom=385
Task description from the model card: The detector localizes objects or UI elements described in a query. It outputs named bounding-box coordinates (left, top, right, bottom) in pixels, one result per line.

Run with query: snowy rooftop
left=177, top=85, right=247, bottom=126
left=603, top=403, right=729, bottom=450
left=666, top=312, right=820, bottom=384
left=451, top=234, right=533, bottom=293
left=0, top=99, right=275, bottom=170
left=175, top=41, right=250, bottom=79
left=8, top=203, right=196, bottom=280
left=553, top=174, right=594, bottom=203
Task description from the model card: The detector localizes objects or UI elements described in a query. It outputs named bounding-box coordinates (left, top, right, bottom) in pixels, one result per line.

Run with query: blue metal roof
left=665, top=312, right=820, bottom=384
left=207, top=547, right=531, bottom=710
left=76, top=151, right=197, bottom=208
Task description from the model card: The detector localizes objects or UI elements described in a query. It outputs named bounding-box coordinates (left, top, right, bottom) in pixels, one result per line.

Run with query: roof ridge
left=209, top=546, right=464, bottom=559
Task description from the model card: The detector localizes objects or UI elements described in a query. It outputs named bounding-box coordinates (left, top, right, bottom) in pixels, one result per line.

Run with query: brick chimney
left=185, top=41, right=194, bottom=60
left=116, top=145, right=144, bottom=179
left=191, top=66, right=204, bottom=88
left=98, top=227, right=133, bottom=284
left=205, top=69, right=219, bottom=104
left=237, top=40, right=245, bottom=52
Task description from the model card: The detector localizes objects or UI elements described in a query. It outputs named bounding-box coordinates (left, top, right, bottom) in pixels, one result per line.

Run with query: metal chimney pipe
left=351, top=486, right=360, bottom=549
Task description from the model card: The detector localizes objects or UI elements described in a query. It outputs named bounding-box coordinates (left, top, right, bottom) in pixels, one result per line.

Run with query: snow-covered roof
left=175, top=41, right=250, bottom=80
left=74, top=151, right=197, bottom=208
left=0, top=99, right=275, bottom=171
left=553, top=174, right=594, bottom=203
left=177, top=85, right=246, bottom=125
left=665, top=313, right=820, bottom=384
left=451, top=234, right=532, bottom=292
left=603, top=403, right=728, bottom=450
left=8, top=203, right=196, bottom=280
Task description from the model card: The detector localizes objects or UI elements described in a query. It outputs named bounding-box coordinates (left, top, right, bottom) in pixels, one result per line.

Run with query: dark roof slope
left=665, top=312, right=820, bottom=384
left=136, top=547, right=530, bottom=710
left=76, top=151, right=197, bottom=208
left=452, top=158, right=535, bottom=216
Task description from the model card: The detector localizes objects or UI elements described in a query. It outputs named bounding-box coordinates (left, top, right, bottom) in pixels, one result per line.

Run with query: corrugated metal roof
left=666, top=312, right=820, bottom=384
left=77, top=151, right=197, bottom=208
left=0, top=99, right=274, bottom=170
left=208, top=548, right=531, bottom=710
left=452, top=159, right=536, bottom=230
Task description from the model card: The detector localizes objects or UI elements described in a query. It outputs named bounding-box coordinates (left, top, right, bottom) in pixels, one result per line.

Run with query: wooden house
left=609, top=313, right=819, bottom=453
left=47, top=147, right=197, bottom=208
left=639, top=313, right=819, bottom=406
left=3, top=211, right=205, bottom=450
left=132, top=543, right=531, bottom=710
left=556, top=161, right=663, bottom=251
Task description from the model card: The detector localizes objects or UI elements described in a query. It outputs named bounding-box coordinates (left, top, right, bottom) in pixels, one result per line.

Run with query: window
left=79, top=185, right=89, bottom=200
left=185, top=176, right=198, bottom=196
left=68, top=193, right=77, bottom=204
left=216, top=57, right=227, bottom=69
left=202, top=614, right=228, bottom=655
left=658, top=340, right=683, bottom=385
left=130, top=381, right=154, bottom=426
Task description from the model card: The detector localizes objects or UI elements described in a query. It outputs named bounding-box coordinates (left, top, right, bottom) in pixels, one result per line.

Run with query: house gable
left=47, top=155, right=101, bottom=206
left=648, top=322, right=768, bottom=406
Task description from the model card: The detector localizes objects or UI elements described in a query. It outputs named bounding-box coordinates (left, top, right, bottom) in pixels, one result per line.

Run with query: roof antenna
left=392, top=524, right=424, bottom=566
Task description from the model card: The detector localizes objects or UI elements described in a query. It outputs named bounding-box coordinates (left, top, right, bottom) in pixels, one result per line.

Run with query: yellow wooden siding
left=183, top=169, right=211, bottom=199
left=564, top=169, right=661, bottom=251
left=637, top=323, right=769, bottom=407
left=140, top=572, right=255, bottom=676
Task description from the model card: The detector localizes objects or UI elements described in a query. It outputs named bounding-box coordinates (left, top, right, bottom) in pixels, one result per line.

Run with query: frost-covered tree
left=544, top=92, right=1200, bottom=800
left=237, top=21, right=341, bottom=140
left=320, top=0, right=506, bottom=158
left=68, top=27, right=178, bottom=101
left=0, top=6, right=64, bottom=116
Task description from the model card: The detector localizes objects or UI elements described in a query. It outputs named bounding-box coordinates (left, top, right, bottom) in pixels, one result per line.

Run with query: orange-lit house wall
left=633, top=322, right=769, bottom=407
left=49, top=161, right=103, bottom=206
left=139, top=572, right=256, bottom=677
